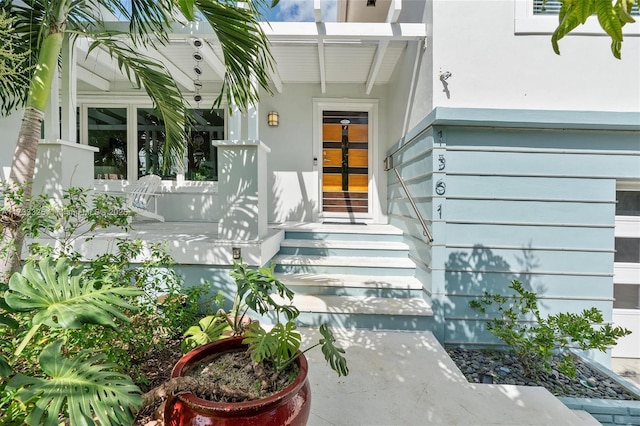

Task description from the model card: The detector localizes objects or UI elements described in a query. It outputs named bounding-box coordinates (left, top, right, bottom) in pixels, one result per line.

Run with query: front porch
left=25, top=219, right=640, bottom=424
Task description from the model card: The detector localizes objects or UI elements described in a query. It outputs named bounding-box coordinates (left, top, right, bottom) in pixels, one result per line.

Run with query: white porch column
left=227, top=106, right=242, bottom=140
left=44, top=68, right=60, bottom=140
left=247, top=103, right=259, bottom=141
left=60, top=36, right=77, bottom=142
left=214, top=140, right=270, bottom=241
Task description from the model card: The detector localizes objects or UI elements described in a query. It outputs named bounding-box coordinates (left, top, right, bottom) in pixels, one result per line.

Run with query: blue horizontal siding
left=446, top=223, right=615, bottom=250
left=446, top=175, right=615, bottom=201
left=444, top=246, right=614, bottom=277
left=386, top=107, right=640, bottom=348
left=447, top=150, right=640, bottom=178
left=444, top=272, right=614, bottom=299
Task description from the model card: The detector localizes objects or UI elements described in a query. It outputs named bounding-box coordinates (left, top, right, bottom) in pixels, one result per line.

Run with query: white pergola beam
left=75, top=38, right=120, bottom=77
left=365, top=40, right=389, bottom=95
left=387, top=0, right=402, bottom=23
left=269, top=67, right=283, bottom=93
left=102, top=21, right=427, bottom=41
left=144, top=49, right=194, bottom=91
left=77, top=66, right=111, bottom=91
left=188, top=38, right=226, bottom=80
left=318, top=37, right=326, bottom=94
left=314, top=0, right=322, bottom=22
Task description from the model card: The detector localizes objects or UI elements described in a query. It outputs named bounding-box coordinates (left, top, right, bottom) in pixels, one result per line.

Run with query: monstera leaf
left=181, top=315, right=232, bottom=353
left=243, top=321, right=301, bottom=368
left=8, top=340, right=141, bottom=426
left=5, top=257, right=141, bottom=329
left=319, top=324, right=349, bottom=377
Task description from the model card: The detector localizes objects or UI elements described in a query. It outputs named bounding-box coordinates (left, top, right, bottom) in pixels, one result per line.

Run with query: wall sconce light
left=267, top=111, right=279, bottom=127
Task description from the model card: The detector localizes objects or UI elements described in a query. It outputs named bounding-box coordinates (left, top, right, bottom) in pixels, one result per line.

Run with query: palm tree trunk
left=0, top=31, right=63, bottom=282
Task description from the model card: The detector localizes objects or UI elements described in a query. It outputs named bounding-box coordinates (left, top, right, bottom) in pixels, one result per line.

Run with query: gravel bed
left=447, top=348, right=639, bottom=401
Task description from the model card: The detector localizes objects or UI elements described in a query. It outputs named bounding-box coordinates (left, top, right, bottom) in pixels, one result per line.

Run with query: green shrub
left=0, top=186, right=214, bottom=423
left=469, top=279, right=631, bottom=377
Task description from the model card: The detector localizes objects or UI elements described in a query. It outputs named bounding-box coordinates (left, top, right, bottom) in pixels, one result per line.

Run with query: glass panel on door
left=322, top=111, right=368, bottom=213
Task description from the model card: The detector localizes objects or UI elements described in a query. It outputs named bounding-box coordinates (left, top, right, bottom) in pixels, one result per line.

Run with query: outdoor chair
left=125, top=174, right=164, bottom=222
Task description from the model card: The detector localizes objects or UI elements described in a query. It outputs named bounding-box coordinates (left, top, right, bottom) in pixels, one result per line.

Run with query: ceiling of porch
left=74, top=19, right=426, bottom=99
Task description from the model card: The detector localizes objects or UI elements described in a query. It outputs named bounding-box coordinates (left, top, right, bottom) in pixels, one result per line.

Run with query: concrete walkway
left=301, top=328, right=598, bottom=426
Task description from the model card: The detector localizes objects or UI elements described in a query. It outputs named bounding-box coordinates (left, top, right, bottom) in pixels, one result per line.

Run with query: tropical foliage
left=0, top=187, right=214, bottom=424
left=0, top=0, right=277, bottom=279
left=182, top=261, right=349, bottom=377
left=470, top=279, right=631, bottom=378
left=550, top=0, right=638, bottom=58
left=0, top=10, right=32, bottom=113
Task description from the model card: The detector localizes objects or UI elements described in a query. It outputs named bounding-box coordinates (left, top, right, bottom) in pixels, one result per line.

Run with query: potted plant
left=161, top=261, right=349, bottom=425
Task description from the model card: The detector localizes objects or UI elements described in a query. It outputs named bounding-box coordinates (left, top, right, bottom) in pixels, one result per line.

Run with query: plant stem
left=12, top=322, right=42, bottom=363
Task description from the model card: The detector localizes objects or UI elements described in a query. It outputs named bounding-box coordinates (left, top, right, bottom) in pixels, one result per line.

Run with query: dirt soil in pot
left=133, top=339, right=297, bottom=426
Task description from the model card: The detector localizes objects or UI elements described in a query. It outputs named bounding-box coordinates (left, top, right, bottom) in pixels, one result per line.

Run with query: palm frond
left=0, top=7, right=36, bottom=115
left=98, top=0, right=175, bottom=47
left=88, top=35, right=190, bottom=173
left=194, top=0, right=275, bottom=111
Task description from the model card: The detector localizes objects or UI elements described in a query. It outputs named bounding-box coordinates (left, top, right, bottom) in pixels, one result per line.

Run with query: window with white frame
left=515, top=0, right=640, bottom=35
left=613, top=187, right=640, bottom=310
left=87, top=106, right=224, bottom=182
left=88, top=107, right=128, bottom=180
left=533, top=0, right=638, bottom=15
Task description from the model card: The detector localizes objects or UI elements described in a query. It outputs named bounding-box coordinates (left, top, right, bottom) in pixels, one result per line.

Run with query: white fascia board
left=138, top=21, right=426, bottom=42
left=262, top=22, right=426, bottom=41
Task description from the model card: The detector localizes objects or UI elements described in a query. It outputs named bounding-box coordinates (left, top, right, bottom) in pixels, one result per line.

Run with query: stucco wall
left=429, top=1, right=640, bottom=111
left=386, top=0, right=640, bottom=146
left=387, top=107, right=640, bottom=348
left=259, top=83, right=389, bottom=223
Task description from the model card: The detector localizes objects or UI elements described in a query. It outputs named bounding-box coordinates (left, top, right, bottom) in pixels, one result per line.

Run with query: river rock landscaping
left=447, top=347, right=639, bottom=401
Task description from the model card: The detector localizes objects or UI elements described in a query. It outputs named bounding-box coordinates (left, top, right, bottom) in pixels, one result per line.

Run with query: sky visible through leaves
left=262, top=0, right=338, bottom=21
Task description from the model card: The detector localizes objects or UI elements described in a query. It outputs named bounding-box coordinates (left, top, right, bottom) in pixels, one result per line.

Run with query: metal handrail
left=393, top=168, right=433, bottom=242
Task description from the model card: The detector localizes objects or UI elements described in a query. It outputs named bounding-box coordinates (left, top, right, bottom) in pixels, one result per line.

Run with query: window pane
left=137, top=108, right=175, bottom=180
left=88, top=107, right=127, bottom=180
left=615, top=238, right=640, bottom=263
left=617, top=191, right=640, bottom=216
left=187, top=109, right=224, bottom=182
left=534, top=0, right=638, bottom=15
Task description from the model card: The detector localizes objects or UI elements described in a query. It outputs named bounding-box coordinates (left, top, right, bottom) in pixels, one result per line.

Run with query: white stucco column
left=60, top=36, right=77, bottom=142
left=214, top=140, right=270, bottom=241
left=247, top=103, right=259, bottom=141
left=227, top=106, right=242, bottom=140
left=44, top=68, right=60, bottom=140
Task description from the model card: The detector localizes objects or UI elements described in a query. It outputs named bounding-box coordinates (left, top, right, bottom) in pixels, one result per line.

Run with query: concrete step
left=268, top=294, right=433, bottom=330
left=275, top=272, right=423, bottom=298
left=278, top=239, right=409, bottom=257
left=289, top=294, right=433, bottom=317
left=273, top=254, right=416, bottom=276
left=278, top=223, right=404, bottom=243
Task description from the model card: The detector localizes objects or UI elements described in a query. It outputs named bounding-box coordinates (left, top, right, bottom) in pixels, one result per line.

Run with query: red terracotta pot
left=164, top=336, right=311, bottom=426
